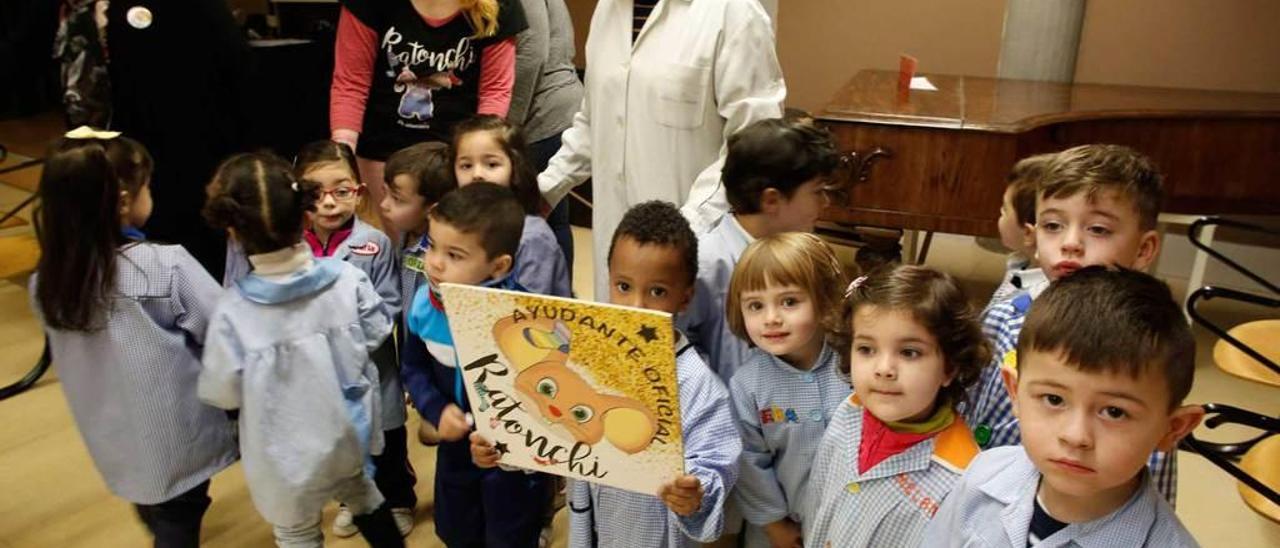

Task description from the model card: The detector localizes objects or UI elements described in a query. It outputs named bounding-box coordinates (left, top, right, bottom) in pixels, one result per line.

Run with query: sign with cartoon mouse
left=441, top=284, right=685, bottom=495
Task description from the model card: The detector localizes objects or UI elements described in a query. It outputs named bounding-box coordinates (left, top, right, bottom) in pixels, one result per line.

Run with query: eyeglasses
left=314, top=186, right=364, bottom=202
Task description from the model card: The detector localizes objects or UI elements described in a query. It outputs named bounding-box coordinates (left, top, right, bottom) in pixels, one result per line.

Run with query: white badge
left=126, top=6, right=152, bottom=29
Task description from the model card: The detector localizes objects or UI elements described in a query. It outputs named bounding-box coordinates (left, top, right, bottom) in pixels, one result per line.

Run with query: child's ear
left=759, top=188, right=783, bottom=213
left=490, top=253, right=514, bottom=279
left=678, top=282, right=694, bottom=314
left=1156, top=404, right=1205, bottom=453
left=1001, top=365, right=1020, bottom=418
left=1132, top=229, right=1161, bottom=271
left=119, top=190, right=131, bottom=215
left=1020, top=222, right=1036, bottom=251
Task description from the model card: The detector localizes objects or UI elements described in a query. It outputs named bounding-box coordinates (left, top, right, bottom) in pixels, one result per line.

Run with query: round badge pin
left=127, top=6, right=153, bottom=29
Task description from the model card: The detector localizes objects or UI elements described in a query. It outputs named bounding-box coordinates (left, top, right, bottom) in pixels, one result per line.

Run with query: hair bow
left=65, top=126, right=121, bottom=140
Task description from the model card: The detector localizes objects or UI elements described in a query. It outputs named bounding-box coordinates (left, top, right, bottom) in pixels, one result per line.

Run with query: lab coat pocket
left=651, top=63, right=710, bottom=129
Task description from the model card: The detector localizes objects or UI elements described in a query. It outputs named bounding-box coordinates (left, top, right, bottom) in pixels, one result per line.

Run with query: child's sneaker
left=332, top=504, right=358, bottom=537
left=391, top=507, right=415, bottom=537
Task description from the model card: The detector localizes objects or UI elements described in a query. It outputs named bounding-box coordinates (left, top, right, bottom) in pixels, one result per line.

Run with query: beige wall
left=562, top=1, right=1280, bottom=112
left=1074, top=0, right=1280, bottom=93
left=777, top=0, right=1007, bottom=112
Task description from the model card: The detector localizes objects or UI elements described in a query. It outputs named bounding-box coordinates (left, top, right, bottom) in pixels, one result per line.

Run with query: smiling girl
left=723, top=233, right=851, bottom=548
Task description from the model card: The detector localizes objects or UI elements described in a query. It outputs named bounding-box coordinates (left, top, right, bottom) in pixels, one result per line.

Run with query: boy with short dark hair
left=381, top=141, right=458, bottom=325
left=380, top=142, right=457, bottom=449
left=399, top=182, right=551, bottom=546
left=965, top=144, right=1179, bottom=504
left=683, top=118, right=840, bottom=385
left=987, top=153, right=1055, bottom=310
left=926, top=267, right=1203, bottom=547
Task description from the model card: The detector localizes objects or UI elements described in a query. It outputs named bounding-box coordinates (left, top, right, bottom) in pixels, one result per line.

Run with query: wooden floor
left=1, top=111, right=1278, bottom=546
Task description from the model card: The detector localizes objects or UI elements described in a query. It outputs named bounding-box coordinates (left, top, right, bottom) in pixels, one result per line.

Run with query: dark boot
left=352, top=505, right=405, bottom=548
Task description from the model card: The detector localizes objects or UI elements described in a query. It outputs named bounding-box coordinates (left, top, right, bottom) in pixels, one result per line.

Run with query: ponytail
left=34, top=137, right=144, bottom=331
left=204, top=152, right=315, bottom=256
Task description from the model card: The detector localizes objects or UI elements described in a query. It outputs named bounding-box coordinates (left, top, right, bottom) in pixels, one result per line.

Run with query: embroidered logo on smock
left=403, top=252, right=425, bottom=273
left=760, top=406, right=801, bottom=425
left=894, top=474, right=941, bottom=517
left=351, top=242, right=381, bottom=256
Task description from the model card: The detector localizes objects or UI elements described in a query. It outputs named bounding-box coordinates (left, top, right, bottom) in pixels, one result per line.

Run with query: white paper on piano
left=910, top=76, right=938, bottom=91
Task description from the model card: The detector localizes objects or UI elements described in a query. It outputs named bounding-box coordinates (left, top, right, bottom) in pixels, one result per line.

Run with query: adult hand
left=331, top=128, right=359, bottom=153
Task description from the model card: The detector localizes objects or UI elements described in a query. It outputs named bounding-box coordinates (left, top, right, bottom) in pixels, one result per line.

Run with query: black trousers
left=133, top=480, right=212, bottom=548
left=373, top=425, right=418, bottom=509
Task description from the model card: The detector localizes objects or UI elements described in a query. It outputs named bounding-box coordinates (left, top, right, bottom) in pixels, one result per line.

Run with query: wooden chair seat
left=1214, top=319, right=1280, bottom=387
left=1238, top=434, right=1280, bottom=523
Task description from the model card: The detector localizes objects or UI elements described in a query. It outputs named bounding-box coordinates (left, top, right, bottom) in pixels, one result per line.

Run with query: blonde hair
left=462, top=0, right=500, bottom=38
left=726, top=233, right=849, bottom=343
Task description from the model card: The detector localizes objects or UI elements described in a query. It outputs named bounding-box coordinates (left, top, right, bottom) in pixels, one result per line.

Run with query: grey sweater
left=510, top=0, right=585, bottom=143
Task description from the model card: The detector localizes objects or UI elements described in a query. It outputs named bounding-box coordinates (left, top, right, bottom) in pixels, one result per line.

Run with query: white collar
left=726, top=214, right=757, bottom=245
left=248, top=243, right=313, bottom=278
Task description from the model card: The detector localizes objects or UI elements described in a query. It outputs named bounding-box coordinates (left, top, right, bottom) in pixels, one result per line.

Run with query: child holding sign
left=472, top=201, right=742, bottom=547
left=400, top=182, right=552, bottom=547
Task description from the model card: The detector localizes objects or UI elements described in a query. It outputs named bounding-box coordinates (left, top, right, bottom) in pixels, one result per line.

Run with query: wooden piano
left=817, top=70, right=1280, bottom=238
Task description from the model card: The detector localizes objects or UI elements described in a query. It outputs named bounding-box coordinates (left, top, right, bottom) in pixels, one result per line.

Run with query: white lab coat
left=537, top=0, right=785, bottom=299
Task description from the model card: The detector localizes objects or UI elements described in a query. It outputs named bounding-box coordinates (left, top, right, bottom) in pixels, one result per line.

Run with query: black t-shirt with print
left=346, top=0, right=527, bottom=160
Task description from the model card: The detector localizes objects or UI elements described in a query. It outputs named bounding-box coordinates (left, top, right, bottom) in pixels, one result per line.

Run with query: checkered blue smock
left=803, top=397, right=979, bottom=548
left=32, top=243, right=238, bottom=505
left=567, top=337, right=741, bottom=547
left=923, top=446, right=1199, bottom=547
left=729, top=344, right=850, bottom=548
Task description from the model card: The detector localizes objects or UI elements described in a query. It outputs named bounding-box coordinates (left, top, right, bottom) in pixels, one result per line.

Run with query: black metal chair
left=1178, top=216, right=1280, bottom=515
left=1180, top=404, right=1280, bottom=508
left=0, top=144, right=49, bottom=401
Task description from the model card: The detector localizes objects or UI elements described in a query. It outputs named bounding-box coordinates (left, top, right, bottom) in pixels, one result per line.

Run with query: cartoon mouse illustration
left=493, top=315, right=658, bottom=454
left=396, top=66, right=462, bottom=122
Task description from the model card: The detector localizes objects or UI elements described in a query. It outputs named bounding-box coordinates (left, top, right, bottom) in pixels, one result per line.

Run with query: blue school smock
left=729, top=344, right=850, bottom=547
left=224, top=218, right=405, bottom=430
left=681, top=214, right=754, bottom=385
left=923, top=446, right=1199, bottom=548
left=32, top=242, right=238, bottom=505
left=515, top=214, right=572, bottom=298
left=199, top=250, right=393, bottom=526
left=567, top=335, right=742, bottom=548
left=803, top=397, right=979, bottom=548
